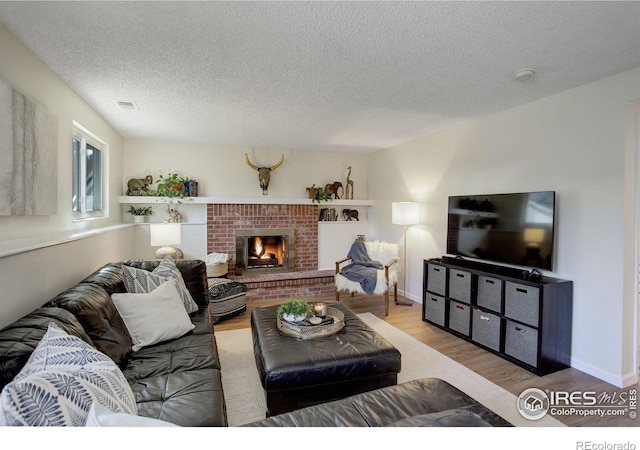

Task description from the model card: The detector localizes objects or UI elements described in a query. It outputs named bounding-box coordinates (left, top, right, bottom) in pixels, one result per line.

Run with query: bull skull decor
left=245, top=153, right=284, bottom=195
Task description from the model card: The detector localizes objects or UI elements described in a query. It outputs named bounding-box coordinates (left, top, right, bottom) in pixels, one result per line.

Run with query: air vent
left=114, top=100, right=140, bottom=110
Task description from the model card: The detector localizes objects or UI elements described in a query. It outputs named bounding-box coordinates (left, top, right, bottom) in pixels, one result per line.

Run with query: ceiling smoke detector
left=114, top=100, right=140, bottom=110
left=512, top=68, right=535, bottom=81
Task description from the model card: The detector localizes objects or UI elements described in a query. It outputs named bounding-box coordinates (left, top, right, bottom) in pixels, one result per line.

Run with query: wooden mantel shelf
left=118, top=196, right=374, bottom=206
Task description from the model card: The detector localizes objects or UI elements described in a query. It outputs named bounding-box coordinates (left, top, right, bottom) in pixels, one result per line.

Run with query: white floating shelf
left=119, top=196, right=374, bottom=206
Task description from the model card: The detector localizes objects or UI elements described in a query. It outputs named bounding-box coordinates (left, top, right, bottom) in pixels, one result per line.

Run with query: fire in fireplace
left=248, top=236, right=283, bottom=267
left=235, top=228, right=295, bottom=275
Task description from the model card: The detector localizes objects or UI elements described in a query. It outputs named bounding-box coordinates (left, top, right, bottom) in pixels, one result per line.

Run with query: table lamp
left=392, top=202, right=420, bottom=307
left=523, top=227, right=545, bottom=268
left=150, top=223, right=182, bottom=259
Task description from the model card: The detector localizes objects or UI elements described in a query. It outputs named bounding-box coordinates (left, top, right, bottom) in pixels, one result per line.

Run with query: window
left=72, top=122, right=108, bottom=219
left=523, top=192, right=554, bottom=225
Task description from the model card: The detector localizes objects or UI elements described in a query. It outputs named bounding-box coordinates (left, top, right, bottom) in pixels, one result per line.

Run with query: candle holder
left=313, top=302, right=327, bottom=318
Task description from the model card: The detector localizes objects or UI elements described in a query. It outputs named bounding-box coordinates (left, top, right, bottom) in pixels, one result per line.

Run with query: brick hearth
left=233, top=269, right=336, bottom=301
left=207, top=203, right=333, bottom=300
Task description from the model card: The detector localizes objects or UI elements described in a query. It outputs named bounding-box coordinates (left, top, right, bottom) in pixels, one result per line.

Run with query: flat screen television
left=446, top=191, right=556, bottom=271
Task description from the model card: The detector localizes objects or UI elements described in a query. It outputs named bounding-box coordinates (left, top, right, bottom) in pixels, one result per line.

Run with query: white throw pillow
left=85, top=402, right=179, bottom=427
left=123, top=258, right=199, bottom=314
left=0, top=323, right=137, bottom=426
left=111, top=279, right=195, bottom=352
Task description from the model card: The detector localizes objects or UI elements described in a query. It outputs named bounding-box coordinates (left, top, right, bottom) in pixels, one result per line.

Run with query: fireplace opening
left=235, top=228, right=295, bottom=275
left=248, top=236, right=284, bottom=268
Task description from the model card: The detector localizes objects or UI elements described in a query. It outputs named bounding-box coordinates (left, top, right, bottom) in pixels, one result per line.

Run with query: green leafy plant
left=307, top=185, right=333, bottom=203
left=277, top=299, right=312, bottom=319
left=152, top=172, right=188, bottom=203
left=126, top=205, right=154, bottom=216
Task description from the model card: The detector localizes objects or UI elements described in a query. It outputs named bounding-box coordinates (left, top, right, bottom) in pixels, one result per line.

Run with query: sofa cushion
left=123, top=259, right=210, bottom=308
left=124, top=332, right=219, bottom=380
left=122, top=311, right=226, bottom=426
left=128, top=367, right=226, bottom=427
left=81, top=260, right=210, bottom=309
left=0, top=307, right=93, bottom=390
left=48, top=284, right=133, bottom=366
left=0, top=323, right=136, bottom=426
left=123, top=258, right=199, bottom=314
left=111, top=280, right=195, bottom=352
left=385, top=409, right=493, bottom=427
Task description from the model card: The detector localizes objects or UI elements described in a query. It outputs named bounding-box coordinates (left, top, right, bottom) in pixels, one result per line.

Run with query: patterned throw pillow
left=0, top=323, right=137, bottom=426
left=123, top=257, right=199, bottom=314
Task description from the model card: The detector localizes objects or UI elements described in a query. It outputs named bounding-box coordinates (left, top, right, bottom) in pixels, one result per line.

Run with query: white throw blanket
left=201, top=252, right=228, bottom=264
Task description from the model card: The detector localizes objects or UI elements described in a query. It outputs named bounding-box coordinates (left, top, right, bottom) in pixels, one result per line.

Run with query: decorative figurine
left=126, top=175, right=153, bottom=196
left=342, top=209, right=359, bottom=221
left=165, top=206, right=184, bottom=223
left=245, top=153, right=284, bottom=195
left=345, top=166, right=354, bottom=200
left=325, top=181, right=343, bottom=199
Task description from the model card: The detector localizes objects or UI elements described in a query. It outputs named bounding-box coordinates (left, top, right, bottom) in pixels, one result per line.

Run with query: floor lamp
left=392, top=202, right=419, bottom=306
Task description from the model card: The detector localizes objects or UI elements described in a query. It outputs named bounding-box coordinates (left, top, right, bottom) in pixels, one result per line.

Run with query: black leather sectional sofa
left=248, top=377, right=511, bottom=427
left=0, top=259, right=511, bottom=427
left=0, top=259, right=227, bottom=427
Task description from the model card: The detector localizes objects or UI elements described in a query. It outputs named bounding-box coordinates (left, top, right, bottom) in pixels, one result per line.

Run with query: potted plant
left=277, top=299, right=312, bottom=323
left=152, top=172, right=188, bottom=203
left=306, top=185, right=333, bottom=203
left=127, top=205, right=153, bottom=223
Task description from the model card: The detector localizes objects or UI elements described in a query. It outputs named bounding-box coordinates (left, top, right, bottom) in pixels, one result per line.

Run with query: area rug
left=214, top=312, right=564, bottom=427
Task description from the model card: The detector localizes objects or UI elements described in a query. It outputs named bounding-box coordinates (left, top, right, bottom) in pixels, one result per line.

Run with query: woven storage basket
left=206, top=263, right=228, bottom=278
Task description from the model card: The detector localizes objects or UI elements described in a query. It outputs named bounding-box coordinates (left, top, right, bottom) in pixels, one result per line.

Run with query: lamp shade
left=524, top=228, right=545, bottom=243
left=392, top=202, right=419, bottom=225
left=150, top=223, right=182, bottom=246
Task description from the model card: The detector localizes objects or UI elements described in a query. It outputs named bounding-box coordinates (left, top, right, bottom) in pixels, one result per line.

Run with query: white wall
left=122, top=139, right=370, bottom=260
left=0, top=228, right=135, bottom=329
left=0, top=24, right=129, bottom=328
left=123, top=139, right=368, bottom=200
left=368, top=66, right=640, bottom=387
left=0, top=24, right=125, bottom=240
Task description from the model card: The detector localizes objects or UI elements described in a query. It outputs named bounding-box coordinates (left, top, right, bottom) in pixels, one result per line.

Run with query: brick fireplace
left=235, top=228, right=295, bottom=275
left=207, top=203, right=335, bottom=300
left=207, top=203, right=319, bottom=276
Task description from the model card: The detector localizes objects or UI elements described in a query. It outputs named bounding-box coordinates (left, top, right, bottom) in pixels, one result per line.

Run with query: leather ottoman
left=251, top=301, right=401, bottom=417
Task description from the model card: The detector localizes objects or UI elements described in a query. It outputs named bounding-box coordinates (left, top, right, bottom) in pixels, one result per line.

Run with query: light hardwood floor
left=214, top=294, right=639, bottom=427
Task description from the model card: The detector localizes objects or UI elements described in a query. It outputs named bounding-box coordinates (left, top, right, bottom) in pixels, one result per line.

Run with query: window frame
left=72, top=121, right=109, bottom=221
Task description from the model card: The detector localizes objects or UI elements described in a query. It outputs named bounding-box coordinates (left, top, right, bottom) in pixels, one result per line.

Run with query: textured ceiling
left=1, top=1, right=640, bottom=154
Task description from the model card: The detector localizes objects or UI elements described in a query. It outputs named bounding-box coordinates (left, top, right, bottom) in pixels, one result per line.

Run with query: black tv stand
left=440, top=256, right=537, bottom=281
left=423, top=257, right=573, bottom=375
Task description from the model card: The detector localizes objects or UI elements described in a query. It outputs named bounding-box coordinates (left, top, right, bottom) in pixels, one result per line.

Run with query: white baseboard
left=570, top=356, right=638, bottom=388
left=399, top=289, right=422, bottom=303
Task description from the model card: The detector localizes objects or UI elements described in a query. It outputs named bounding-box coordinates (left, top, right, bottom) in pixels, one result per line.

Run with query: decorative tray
left=277, top=306, right=345, bottom=339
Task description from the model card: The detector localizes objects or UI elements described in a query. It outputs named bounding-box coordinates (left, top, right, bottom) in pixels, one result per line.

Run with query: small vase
left=133, top=215, right=145, bottom=224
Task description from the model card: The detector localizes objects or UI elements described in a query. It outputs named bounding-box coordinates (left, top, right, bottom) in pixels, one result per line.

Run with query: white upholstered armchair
left=334, top=240, right=399, bottom=316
